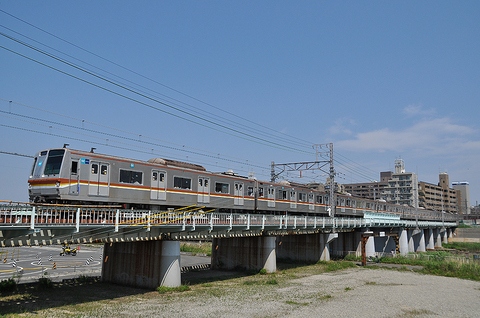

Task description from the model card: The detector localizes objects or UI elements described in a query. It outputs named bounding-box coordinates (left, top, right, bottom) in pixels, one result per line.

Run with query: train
left=27, top=147, right=457, bottom=222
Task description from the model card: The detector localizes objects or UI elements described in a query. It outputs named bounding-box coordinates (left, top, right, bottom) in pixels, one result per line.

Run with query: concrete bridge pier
left=363, top=230, right=375, bottom=258
left=399, top=228, right=409, bottom=256
left=212, top=236, right=276, bottom=273
left=275, top=232, right=337, bottom=263
left=418, top=229, right=426, bottom=252
left=407, top=229, right=415, bottom=253
left=426, top=229, right=435, bottom=250
left=102, top=240, right=181, bottom=289
left=443, top=228, right=448, bottom=244
left=412, top=229, right=426, bottom=252
left=435, top=229, right=443, bottom=248
left=320, top=233, right=336, bottom=261
left=448, top=228, right=454, bottom=240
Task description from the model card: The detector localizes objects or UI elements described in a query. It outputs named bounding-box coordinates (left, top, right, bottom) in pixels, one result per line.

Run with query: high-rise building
left=381, top=159, right=418, bottom=208
left=452, top=182, right=470, bottom=214
left=418, top=173, right=459, bottom=214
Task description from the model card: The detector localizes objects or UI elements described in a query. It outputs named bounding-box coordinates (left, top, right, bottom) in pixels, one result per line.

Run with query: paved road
left=0, top=245, right=103, bottom=283
left=0, top=245, right=211, bottom=284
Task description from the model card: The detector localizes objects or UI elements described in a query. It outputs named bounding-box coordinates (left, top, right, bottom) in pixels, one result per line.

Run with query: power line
left=0, top=98, right=266, bottom=168
left=0, top=150, right=33, bottom=158
left=0, top=24, right=313, bottom=150
left=0, top=9, right=315, bottom=148
left=0, top=34, right=313, bottom=155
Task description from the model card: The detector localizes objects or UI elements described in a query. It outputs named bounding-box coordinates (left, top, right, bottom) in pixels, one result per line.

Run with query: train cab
left=28, top=148, right=68, bottom=202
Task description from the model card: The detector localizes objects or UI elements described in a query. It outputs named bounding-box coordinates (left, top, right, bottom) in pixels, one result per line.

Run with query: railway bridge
left=0, top=203, right=457, bottom=288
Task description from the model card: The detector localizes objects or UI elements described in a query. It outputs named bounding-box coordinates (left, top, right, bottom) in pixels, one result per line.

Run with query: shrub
left=38, top=277, right=53, bottom=289
left=259, top=269, right=267, bottom=275
left=0, top=278, right=17, bottom=293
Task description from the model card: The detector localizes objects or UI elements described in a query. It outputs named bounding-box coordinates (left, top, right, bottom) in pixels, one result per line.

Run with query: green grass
left=285, top=300, right=308, bottom=305
left=375, top=251, right=480, bottom=281
left=443, top=242, right=480, bottom=253
left=180, top=242, right=212, bottom=256
left=318, top=294, right=333, bottom=300
left=156, top=285, right=190, bottom=294
left=320, top=261, right=357, bottom=272
left=265, top=278, right=278, bottom=285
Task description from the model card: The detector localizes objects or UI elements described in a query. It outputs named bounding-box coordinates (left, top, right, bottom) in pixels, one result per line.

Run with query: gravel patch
left=24, top=267, right=480, bottom=317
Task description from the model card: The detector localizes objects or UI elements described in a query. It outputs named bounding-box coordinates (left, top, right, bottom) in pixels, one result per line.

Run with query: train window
left=204, top=178, right=208, bottom=186
left=152, top=172, right=157, bottom=181
left=316, top=195, right=323, bottom=204
left=41, top=151, right=48, bottom=156
left=258, top=187, right=264, bottom=197
left=160, top=173, right=165, bottom=182
left=325, top=196, right=329, bottom=204
left=247, top=187, right=254, bottom=196
left=298, top=193, right=305, bottom=202
left=198, top=179, right=202, bottom=186
left=30, top=157, right=37, bottom=176
left=101, top=165, right=108, bottom=175
left=173, top=176, right=191, bottom=189
left=71, top=161, right=78, bottom=174
left=44, top=149, right=65, bottom=175
left=215, top=182, right=229, bottom=194
left=120, top=169, right=143, bottom=185
left=346, top=199, right=351, bottom=207
left=91, top=164, right=98, bottom=174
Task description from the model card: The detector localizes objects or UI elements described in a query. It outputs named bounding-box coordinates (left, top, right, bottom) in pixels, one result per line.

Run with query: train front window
left=30, top=157, right=37, bottom=176
left=44, top=149, right=65, bottom=175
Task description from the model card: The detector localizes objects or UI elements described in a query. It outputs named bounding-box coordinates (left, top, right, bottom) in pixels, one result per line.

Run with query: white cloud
left=336, top=117, right=477, bottom=154
left=328, top=118, right=356, bottom=135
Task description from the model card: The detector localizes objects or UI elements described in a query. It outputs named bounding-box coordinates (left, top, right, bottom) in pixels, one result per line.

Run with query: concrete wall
left=102, top=240, right=180, bottom=289
left=211, top=236, right=276, bottom=272
left=451, top=228, right=480, bottom=242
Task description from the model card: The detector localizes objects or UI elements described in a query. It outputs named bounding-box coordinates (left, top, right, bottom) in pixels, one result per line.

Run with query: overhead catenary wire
left=0, top=32, right=314, bottom=156
left=0, top=10, right=315, bottom=148
left=0, top=98, right=267, bottom=169
left=0, top=109, right=267, bottom=171
left=0, top=12, right=384, bottom=185
left=0, top=120, right=272, bottom=180
left=0, top=24, right=313, bottom=150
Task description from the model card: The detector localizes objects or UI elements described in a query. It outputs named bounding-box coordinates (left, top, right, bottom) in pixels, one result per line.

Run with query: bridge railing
left=0, top=204, right=457, bottom=230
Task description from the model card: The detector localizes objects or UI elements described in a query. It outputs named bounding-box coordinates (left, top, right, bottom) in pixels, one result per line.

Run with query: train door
left=98, top=163, right=109, bottom=196
left=89, top=162, right=110, bottom=196
left=290, top=190, right=297, bottom=209
left=69, top=159, right=79, bottom=195
left=197, top=177, right=210, bottom=204
left=308, top=192, right=315, bottom=211
left=151, top=170, right=167, bottom=200
left=234, top=182, right=244, bottom=205
left=267, top=187, right=275, bottom=207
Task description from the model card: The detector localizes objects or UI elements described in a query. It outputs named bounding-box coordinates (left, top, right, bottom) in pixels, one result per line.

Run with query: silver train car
left=28, top=148, right=456, bottom=222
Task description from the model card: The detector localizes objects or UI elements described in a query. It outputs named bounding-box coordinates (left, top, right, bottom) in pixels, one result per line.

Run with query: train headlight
left=56, top=181, right=60, bottom=188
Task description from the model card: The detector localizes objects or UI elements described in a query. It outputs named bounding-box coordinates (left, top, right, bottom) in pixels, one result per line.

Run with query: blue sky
left=1, top=1, right=479, bottom=206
